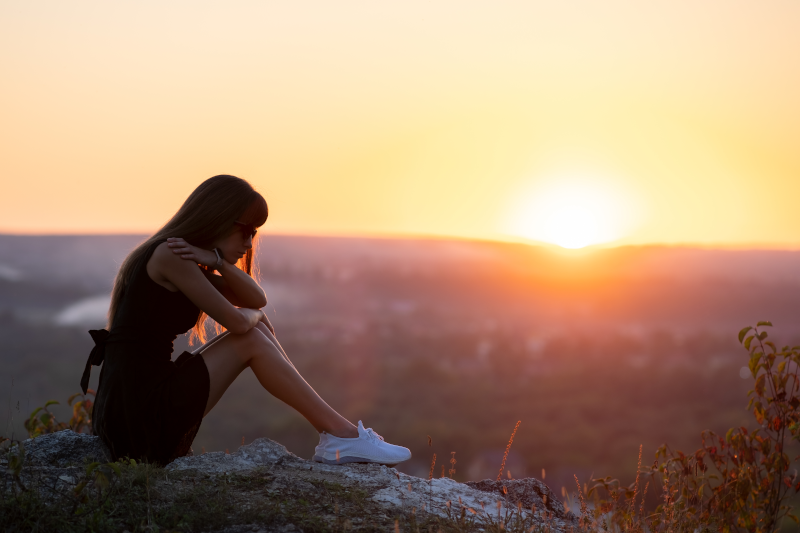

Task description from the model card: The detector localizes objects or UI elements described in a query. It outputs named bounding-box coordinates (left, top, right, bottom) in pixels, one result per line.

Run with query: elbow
left=251, top=287, right=267, bottom=309
left=256, top=293, right=267, bottom=308
left=246, top=294, right=267, bottom=310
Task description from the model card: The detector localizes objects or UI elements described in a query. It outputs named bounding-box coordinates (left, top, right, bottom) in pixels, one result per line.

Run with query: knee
left=230, top=327, right=279, bottom=358
left=253, top=321, right=272, bottom=338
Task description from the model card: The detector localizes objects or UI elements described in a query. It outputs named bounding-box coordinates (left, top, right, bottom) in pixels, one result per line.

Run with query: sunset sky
left=1, top=1, right=799, bottom=248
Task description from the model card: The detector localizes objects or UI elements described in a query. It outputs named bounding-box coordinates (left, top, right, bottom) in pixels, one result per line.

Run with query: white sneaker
left=312, top=421, right=412, bottom=466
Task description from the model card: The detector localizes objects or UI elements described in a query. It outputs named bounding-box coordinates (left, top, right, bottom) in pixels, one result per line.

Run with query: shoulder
left=149, top=242, right=199, bottom=274
left=149, top=241, right=175, bottom=264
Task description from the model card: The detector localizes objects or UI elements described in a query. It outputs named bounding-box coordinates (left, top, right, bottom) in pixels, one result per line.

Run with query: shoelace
left=363, top=427, right=385, bottom=442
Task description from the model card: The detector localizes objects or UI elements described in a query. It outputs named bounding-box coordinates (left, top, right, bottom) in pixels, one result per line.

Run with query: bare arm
left=148, top=242, right=264, bottom=334
left=166, top=237, right=267, bottom=309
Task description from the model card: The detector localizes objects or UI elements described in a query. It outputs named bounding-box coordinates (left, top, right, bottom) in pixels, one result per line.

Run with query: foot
left=312, top=421, right=412, bottom=466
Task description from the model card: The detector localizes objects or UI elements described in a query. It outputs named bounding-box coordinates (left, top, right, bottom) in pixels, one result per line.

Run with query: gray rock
left=9, top=432, right=578, bottom=531
left=166, top=438, right=578, bottom=529
left=18, top=430, right=112, bottom=467
left=166, top=437, right=298, bottom=474
left=466, top=478, right=570, bottom=519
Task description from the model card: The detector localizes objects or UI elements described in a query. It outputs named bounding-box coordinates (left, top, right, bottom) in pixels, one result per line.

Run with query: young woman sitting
left=81, top=175, right=411, bottom=466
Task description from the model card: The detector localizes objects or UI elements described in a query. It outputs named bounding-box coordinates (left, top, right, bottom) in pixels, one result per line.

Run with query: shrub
left=587, top=321, right=800, bottom=533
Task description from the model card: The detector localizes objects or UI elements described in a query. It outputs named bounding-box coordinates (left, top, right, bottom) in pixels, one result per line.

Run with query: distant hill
left=3, top=233, right=800, bottom=334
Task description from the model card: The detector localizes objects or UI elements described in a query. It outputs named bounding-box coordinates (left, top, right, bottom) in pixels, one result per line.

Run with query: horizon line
left=2, top=229, right=800, bottom=253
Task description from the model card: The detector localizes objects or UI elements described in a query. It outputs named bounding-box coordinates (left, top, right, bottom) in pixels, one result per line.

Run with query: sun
left=505, top=174, right=636, bottom=249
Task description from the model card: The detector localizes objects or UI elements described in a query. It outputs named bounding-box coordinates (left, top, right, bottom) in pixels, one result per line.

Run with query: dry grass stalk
left=639, top=481, right=650, bottom=521
left=661, top=469, right=672, bottom=528
left=448, top=452, right=457, bottom=479
left=628, top=444, right=643, bottom=525
left=497, top=420, right=521, bottom=482
left=428, top=453, right=436, bottom=513
left=575, top=474, right=588, bottom=522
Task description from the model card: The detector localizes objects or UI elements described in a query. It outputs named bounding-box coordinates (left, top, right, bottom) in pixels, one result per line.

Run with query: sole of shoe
left=312, top=454, right=399, bottom=467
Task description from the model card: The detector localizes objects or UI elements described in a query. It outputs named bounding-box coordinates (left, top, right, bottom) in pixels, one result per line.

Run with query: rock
left=18, top=430, right=112, bottom=467
left=8, top=432, right=578, bottom=531
left=166, top=437, right=297, bottom=474
left=166, top=438, right=577, bottom=529
left=466, top=479, right=570, bottom=520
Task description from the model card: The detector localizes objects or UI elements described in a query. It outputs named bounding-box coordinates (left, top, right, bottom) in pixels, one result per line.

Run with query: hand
left=259, top=311, right=275, bottom=336
left=167, top=238, right=218, bottom=268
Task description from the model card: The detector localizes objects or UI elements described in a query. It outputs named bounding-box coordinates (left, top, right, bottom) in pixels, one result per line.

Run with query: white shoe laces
left=363, top=426, right=385, bottom=442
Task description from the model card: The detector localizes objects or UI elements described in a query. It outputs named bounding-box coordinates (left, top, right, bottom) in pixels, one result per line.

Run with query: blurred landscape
left=2, top=234, right=800, bottom=493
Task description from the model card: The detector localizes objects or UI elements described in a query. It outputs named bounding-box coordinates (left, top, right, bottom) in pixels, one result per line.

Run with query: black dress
left=81, top=239, right=210, bottom=465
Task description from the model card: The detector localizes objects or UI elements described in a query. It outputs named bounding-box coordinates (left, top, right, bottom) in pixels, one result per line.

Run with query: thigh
left=198, top=327, right=281, bottom=416
left=191, top=331, right=231, bottom=355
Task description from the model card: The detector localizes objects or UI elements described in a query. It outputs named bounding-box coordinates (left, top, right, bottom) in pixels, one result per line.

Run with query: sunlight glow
left=505, top=174, right=637, bottom=249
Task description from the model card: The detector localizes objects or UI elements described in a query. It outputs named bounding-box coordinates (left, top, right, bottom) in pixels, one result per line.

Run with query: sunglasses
left=234, top=221, right=258, bottom=240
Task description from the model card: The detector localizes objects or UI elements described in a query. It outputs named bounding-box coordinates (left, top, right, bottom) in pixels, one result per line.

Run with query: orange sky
left=1, top=1, right=799, bottom=248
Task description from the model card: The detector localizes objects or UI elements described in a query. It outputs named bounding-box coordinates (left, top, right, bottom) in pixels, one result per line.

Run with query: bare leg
left=196, top=326, right=358, bottom=438
left=252, top=322, right=297, bottom=371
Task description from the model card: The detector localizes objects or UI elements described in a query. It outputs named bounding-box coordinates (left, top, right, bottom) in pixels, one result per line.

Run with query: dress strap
left=80, top=329, right=110, bottom=394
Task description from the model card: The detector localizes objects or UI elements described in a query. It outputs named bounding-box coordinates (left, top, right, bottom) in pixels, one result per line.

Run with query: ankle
left=326, top=425, right=358, bottom=439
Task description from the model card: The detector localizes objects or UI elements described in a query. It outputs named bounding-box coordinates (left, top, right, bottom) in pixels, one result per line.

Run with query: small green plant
left=23, top=389, right=95, bottom=437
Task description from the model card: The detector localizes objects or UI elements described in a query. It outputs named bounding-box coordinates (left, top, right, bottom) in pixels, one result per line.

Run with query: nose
left=244, top=235, right=253, bottom=248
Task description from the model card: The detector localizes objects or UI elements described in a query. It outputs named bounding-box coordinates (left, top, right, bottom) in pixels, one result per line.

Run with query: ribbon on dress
left=81, top=329, right=109, bottom=394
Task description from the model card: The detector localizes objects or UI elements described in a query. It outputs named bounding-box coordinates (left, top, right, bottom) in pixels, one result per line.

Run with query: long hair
left=107, top=175, right=268, bottom=344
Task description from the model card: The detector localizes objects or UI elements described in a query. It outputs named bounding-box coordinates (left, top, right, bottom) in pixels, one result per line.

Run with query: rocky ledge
left=5, top=431, right=578, bottom=532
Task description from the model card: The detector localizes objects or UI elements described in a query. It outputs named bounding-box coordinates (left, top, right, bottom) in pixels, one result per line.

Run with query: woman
left=81, top=175, right=411, bottom=466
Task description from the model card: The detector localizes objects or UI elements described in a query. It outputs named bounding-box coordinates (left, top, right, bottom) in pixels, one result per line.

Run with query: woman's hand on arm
left=166, top=237, right=218, bottom=268
left=151, top=243, right=262, bottom=335
left=166, top=237, right=267, bottom=309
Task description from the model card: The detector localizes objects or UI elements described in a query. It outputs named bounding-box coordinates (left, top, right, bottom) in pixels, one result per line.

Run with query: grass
left=1, top=456, right=562, bottom=533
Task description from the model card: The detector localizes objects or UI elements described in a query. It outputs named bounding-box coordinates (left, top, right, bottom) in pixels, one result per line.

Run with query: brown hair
left=107, top=175, right=268, bottom=343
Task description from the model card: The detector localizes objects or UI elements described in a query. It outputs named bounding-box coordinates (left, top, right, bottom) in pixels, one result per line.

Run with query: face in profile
left=213, top=221, right=259, bottom=264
